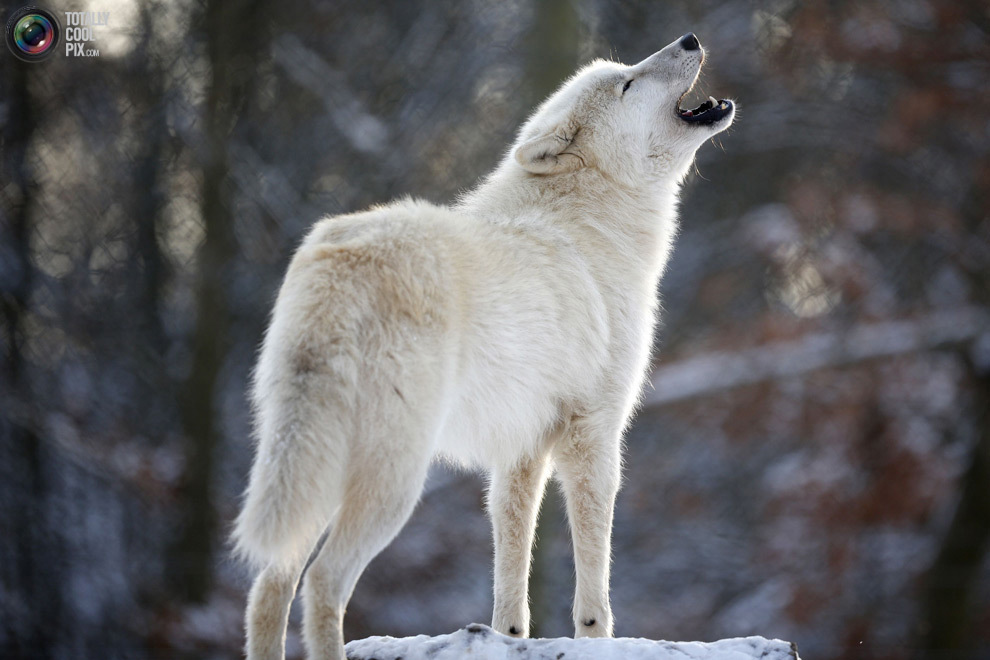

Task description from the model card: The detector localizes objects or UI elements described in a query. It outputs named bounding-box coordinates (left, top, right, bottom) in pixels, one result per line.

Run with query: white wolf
left=234, top=32, right=734, bottom=660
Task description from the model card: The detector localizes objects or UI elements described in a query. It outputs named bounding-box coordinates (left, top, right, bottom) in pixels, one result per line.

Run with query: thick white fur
left=234, top=35, right=734, bottom=660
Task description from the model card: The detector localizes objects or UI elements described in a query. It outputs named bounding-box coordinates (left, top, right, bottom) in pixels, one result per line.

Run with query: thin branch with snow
left=645, top=307, right=990, bottom=407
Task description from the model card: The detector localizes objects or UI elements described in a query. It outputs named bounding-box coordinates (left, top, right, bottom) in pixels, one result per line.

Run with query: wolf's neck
left=456, top=162, right=681, bottom=284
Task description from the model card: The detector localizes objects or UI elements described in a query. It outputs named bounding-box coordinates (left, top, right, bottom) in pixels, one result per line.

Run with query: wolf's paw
left=493, top=607, right=529, bottom=638
left=574, top=613, right=612, bottom=638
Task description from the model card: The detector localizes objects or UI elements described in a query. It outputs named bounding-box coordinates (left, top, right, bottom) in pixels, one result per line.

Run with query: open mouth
left=677, top=95, right=733, bottom=126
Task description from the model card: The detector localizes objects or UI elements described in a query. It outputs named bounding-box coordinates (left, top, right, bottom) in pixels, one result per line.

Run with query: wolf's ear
left=514, top=128, right=586, bottom=175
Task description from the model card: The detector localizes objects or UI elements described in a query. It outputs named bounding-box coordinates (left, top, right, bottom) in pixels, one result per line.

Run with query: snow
left=344, top=623, right=799, bottom=660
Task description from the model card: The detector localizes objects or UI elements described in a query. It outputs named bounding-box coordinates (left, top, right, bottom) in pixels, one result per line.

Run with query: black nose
left=679, top=32, right=700, bottom=51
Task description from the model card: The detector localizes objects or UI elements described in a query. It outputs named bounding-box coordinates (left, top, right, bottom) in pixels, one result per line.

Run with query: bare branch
left=645, top=307, right=990, bottom=407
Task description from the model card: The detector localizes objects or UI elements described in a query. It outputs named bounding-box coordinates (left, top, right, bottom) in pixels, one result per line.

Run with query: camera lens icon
left=6, top=7, right=60, bottom=62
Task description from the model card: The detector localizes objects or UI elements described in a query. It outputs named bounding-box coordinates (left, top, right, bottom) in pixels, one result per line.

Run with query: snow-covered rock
left=344, top=623, right=800, bottom=660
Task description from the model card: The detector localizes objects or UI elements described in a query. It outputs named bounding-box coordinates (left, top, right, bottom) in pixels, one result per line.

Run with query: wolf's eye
left=622, top=79, right=633, bottom=94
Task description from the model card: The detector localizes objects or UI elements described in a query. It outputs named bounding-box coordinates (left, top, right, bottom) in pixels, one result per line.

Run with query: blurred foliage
left=0, top=0, right=988, bottom=659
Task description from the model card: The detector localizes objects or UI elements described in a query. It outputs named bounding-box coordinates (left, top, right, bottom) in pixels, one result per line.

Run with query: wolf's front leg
left=487, top=452, right=552, bottom=637
left=554, top=422, right=621, bottom=638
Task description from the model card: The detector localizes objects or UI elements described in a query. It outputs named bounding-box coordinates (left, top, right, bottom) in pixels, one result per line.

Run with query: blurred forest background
left=1, top=0, right=988, bottom=658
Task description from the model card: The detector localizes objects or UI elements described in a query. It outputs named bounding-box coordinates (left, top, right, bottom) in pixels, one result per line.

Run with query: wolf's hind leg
left=488, top=451, right=552, bottom=638
left=554, top=424, right=621, bottom=638
left=246, top=560, right=305, bottom=660
left=301, top=428, right=435, bottom=660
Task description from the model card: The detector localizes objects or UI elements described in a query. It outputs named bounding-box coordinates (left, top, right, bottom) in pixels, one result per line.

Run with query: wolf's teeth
left=708, top=96, right=718, bottom=107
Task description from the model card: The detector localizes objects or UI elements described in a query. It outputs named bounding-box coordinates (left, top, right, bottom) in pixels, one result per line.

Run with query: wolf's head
left=514, top=33, right=735, bottom=186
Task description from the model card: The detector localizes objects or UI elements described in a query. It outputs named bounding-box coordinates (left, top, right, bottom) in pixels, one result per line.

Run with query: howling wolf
left=235, top=31, right=735, bottom=660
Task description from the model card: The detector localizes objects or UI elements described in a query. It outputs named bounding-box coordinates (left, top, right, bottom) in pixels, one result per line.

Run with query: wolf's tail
left=232, top=367, right=351, bottom=569
left=232, top=276, right=356, bottom=569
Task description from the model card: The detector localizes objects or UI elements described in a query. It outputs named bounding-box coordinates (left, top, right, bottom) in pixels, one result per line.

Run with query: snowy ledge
left=345, top=623, right=800, bottom=660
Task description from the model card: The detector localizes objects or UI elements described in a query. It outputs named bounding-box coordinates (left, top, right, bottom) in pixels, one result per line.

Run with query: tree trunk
left=916, top=116, right=990, bottom=660
left=917, top=354, right=990, bottom=658
left=169, top=0, right=271, bottom=602
left=0, top=47, right=63, bottom=656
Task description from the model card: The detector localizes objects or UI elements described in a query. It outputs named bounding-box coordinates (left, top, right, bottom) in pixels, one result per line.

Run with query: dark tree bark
left=0, top=40, right=63, bottom=656
left=168, top=0, right=272, bottom=602
left=917, top=356, right=990, bottom=659
left=129, top=3, right=169, bottom=362
left=917, top=113, right=990, bottom=660
left=122, top=2, right=172, bottom=447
